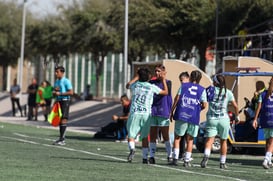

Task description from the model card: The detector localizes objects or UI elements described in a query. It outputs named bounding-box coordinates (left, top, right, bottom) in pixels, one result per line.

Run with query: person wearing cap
left=52, top=66, right=73, bottom=146
left=200, top=74, right=239, bottom=169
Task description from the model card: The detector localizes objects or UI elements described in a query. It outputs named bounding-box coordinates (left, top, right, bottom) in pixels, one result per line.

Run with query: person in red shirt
left=112, top=94, right=131, bottom=142
left=205, top=40, right=215, bottom=77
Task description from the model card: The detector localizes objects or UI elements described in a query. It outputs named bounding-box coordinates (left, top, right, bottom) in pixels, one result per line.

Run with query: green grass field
left=0, top=122, right=272, bottom=181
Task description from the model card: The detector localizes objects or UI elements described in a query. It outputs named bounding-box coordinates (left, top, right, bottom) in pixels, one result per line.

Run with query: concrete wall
left=8, top=61, right=36, bottom=93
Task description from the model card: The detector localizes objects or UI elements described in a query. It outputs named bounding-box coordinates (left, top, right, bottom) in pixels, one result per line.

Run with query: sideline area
left=0, top=92, right=121, bottom=135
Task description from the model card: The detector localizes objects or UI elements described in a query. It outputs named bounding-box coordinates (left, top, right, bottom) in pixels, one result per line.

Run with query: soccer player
left=170, top=70, right=207, bottom=167
left=126, top=67, right=168, bottom=163
left=178, top=72, right=190, bottom=160
left=52, top=66, right=73, bottom=146
left=149, top=64, right=172, bottom=164
left=200, top=74, right=239, bottom=169
left=253, top=77, right=273, bottom=169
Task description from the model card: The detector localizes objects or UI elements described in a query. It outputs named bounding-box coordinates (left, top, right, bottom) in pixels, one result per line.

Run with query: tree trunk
left=95, top=73, right=100, bottom=98
left=94, top=52, right=104, bottom=98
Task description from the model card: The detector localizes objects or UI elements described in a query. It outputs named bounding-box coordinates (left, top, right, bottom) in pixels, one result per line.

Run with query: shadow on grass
left=209, top=157, right=262, bottom=167
left=66, top=135, right=93, bottom=141
left=65, top=135, right=123, bottom=143
left=50, top=156, right=126, bottom=163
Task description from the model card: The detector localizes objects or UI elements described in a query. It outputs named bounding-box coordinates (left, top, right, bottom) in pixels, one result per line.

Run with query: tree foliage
left=0, top=1, right=22, bottom=67
left=1, top=0, right=273, bottom=93
left=64, top=0, right=122, bottom=97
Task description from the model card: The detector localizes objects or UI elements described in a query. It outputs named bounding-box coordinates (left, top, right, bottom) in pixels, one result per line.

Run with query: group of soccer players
left=125, top=64, right=240, bottom=169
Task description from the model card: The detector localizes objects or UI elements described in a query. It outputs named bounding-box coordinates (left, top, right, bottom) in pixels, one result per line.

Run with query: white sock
left=185, top=152, right=192, bottom=162
left=220, top=155, right=226, bottom=164
left=165, top=141, right=172, bottom=157
left=128, top=141, right=135, bottom=150
left=149, top=142, right=156, bottom=158
left=204, top=148, right=211, bottom=157
left=173, top=148, right=179, bottom=159
left=142, top=147, right=149, bottom=159
left=265, top=152, right=272, bottom=162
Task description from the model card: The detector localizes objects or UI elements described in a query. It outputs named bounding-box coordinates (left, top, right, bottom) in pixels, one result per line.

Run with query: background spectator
left=112, top=94, right=131, bottom=142
left=10, top=78, right=23, bottom=117
left=205, top=40, right=215, bottom=77
left=26, top=78, right=38, bottom=121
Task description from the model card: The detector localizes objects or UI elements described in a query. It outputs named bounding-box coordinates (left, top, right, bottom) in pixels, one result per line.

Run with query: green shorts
left=205, top=118, right=230, bottom=139
left=263, top=128, right=273, bottom=139
left=150, top=116, right=170, bottom=127
left=174, top=120, right=199, bottom=137
left=127, top=113, right=151, bottom=139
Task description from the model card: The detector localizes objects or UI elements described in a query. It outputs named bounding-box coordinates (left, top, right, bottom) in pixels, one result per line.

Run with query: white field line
left=69, top=104, right=120, bottom=123
left=1, top=133, right=248, bottom=181
left=13, top=133, right=55, bottom=141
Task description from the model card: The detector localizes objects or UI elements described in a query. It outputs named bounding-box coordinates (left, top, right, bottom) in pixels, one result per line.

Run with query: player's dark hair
left=256, top=81, right=265, bottom=92
left=155, top=64, right=165, bottom=71
left=120, top=94, right=129, bottom=100
left=266, top=77, right=273, bottom=99
left=213, top=74, right=227, bottom=101
left=137, top=67, right=150, bottom=82
left=55, top=66, right=65, bottom=73
left=179, top=71, right=189, bottom=79
left=190, top=70, right=202, bottom=83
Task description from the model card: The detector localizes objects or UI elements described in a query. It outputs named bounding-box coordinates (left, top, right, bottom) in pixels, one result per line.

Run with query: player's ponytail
left=266, top=77, right=273, bottom=99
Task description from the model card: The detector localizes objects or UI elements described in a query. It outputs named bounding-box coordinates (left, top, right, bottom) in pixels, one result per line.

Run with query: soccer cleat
left=53, top=139, right=65, bottom=146
left=149, top=157, right=155, bottom=164
left=269, top=161, right=273, bottom=168
left=200, top=156, right=209, bottom=168
left=167, top=157, right=172, bottom=163
left=127, top=149, right=135, bottom=163
left=262, top=159, right=270, bottom=169
left=120, top=139, right=127, bottom=143
left=178, top=153, right=185, bottom=161
left=142, top=159, right=149, bottom=164
left=220, top=163, right=227, bottom=169
left=183, top=161, right=192, bottom=167
left=178, top=153, right=183, bottom=160
left=169, top=159, right=178, bottom=166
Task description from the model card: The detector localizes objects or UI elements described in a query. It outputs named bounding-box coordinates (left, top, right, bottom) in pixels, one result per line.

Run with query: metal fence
left=216, top=32, right=273, bottom=61
left=44, top=53, right=163, bottom=100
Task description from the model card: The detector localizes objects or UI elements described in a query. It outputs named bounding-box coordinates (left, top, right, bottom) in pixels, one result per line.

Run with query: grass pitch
left=0, top=122, right=272, bottom=181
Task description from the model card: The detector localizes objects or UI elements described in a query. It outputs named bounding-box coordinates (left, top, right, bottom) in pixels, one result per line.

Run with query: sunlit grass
left=0, top=122, right=272, bottom=181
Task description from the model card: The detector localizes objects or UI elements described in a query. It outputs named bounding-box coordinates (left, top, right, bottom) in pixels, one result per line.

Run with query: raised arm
left=126, top=74, right=139, bottom=89
left=159, top=71, right=168, bottom=95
